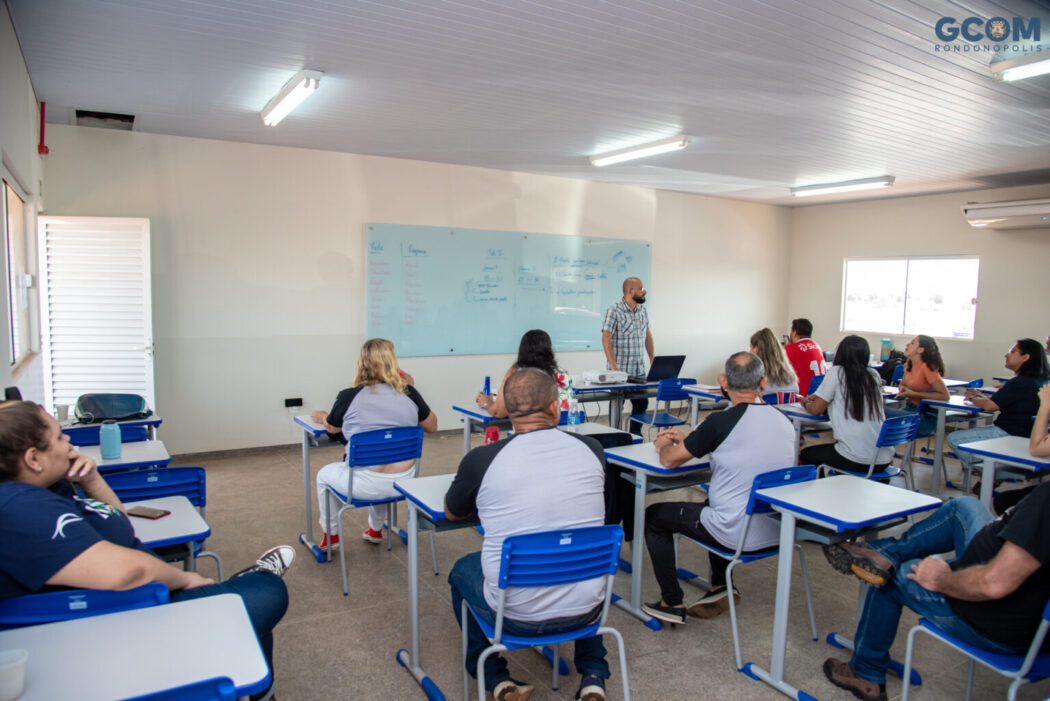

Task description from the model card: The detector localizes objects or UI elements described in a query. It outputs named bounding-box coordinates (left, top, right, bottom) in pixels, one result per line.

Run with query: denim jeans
left=884, top=403, right=937, bottom=438
left=170, top=570, right=289, bottom=696
left=849, top=497, right=1022, bottom=683
left=946, top=424, right=1008, bottom=468
left=448, top=552, right=609, bottom=690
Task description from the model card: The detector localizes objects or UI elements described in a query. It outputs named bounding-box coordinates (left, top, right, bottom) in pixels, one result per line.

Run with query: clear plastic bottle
left=568, top=395, right=580, bottom=425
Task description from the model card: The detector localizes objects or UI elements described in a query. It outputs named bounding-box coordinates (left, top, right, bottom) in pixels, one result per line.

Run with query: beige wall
left=788, top=185, right=1050, bottom=381
left=42, top=125, right=792, bottom=453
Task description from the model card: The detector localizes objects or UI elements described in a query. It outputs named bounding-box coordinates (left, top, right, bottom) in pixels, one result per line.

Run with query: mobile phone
left=127, top=505, right=171, bottom=519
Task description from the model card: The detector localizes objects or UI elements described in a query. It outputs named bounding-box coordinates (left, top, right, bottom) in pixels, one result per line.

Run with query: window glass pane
left=903, top=258, right=979, bottom=339
left=842, top=259, right=907, bottom=334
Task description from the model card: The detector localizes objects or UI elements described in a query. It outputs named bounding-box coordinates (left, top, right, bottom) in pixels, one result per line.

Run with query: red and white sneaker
left=362, top=527, right=384, bottom=544
left=319, top=532, right=340, bottom=551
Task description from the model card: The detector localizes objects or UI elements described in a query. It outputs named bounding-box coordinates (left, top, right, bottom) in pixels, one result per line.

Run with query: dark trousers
left=799, top=442, right=890, bottom=475
left=644, top=502, right=736, bottom=606
left=626, top=397, right=649, bottom=435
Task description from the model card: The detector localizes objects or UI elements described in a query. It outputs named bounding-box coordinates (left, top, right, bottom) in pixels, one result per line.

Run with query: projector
left=582, top=370, right=628, bottom=384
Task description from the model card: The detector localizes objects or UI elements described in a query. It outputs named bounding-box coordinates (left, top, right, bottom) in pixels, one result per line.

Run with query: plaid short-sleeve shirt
left=602, top=298, right=649, bottom=375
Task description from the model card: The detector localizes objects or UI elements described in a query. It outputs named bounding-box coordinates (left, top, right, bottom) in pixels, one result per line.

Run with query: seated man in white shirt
left=444, top=368, right=609, bottom=701
left=641, top=351, right=796, bottom=624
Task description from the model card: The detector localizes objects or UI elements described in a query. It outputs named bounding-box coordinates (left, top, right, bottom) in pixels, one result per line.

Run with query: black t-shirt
left=990, top=375, right=1044, bottom=437
left=948, top=483, right=1050, bottom=649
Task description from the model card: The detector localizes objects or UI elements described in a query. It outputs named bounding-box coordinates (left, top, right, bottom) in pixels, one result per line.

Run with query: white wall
left=788, top=185, right=1050, bottom=381
left=41, top=125, right=792, bottom=453
left=0, top=2, right=44, bottom=400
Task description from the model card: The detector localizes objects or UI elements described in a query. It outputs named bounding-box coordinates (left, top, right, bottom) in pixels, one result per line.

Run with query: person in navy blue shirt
left=0, top=401, right=294, bottom=700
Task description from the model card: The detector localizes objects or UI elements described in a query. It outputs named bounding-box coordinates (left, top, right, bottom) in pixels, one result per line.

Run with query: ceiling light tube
left=590, top=135, right=691, bottom=167
left=990, top=51, right=1050, bottom=82
left=261, top=70, right=323, bottom=126
left=790, top=175, right=895, bottom=198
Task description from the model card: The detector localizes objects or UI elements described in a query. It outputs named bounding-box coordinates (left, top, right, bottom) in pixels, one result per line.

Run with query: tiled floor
left=172, top=421, right=1049, bottom=700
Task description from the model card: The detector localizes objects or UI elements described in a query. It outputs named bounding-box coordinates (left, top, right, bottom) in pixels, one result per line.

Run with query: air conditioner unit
left=962, top=198, right=1050, bottom=230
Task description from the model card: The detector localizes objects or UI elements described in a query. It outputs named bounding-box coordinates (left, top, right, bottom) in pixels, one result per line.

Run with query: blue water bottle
left=99, top=420, right=122, bottom=460
left=483, top=376, right=491, bottom=395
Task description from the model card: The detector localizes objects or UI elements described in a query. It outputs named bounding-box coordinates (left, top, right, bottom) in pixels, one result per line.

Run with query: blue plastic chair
left=325, top=426, right=436, bottom=596
left=806, top=374, right=826, bottom=395
left=823, top=414, right=921, bottom=490
left=461, top=525, right=630, bottom=701
left=106, top=466, right=224, bottom=580
left=674, top=466, right=819, bottom=671
left=890, top=364, right=905, bottom=386
left=628, top=377, right=696, bottom=439
left=762, top=391, right=799, bottom=405
left=124, top=676, right=236, bottom=700
left=0, top=583, right=168, bottom=630
left=901, top=595, right=1050, bottom=701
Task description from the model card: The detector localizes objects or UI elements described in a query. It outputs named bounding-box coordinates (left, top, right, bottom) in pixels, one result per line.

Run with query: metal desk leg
left=979, top=461, right=997, bottom=511
left=611, top=470, right=661, bottom=630
left=462, top=417, right=472, bottom=455
left=396, top=506, right=445, bottom=700
left=792, top=417, right=803, bottom=464
left=609, top=396, right=623, bottom=431
left=297, top=428, right=325, bottom=563
left=689, top=396, right=698, bottom=429
left=931, top=408, right=947, bottom=496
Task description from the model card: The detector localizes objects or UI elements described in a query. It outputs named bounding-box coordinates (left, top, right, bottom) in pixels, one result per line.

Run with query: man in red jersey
left=784, top=318, right=827, bottom=396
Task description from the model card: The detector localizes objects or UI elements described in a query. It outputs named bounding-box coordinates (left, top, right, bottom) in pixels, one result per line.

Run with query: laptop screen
left=646, top=355, right=685, bottom=381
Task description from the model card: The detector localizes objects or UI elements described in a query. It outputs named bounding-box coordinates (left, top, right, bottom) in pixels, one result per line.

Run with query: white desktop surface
left=0, top=594, right=269, bottom=700
left=80, top=440, right=170, bottom=468
left=604, top=441, right=707, bottom=472
left=957, top=435, right=1050, bottom=468
left=128, top=496, right=209, bottom=548
left=559, top=422, right=631, bottom=437
left=396, top=473, right=455, bottom=522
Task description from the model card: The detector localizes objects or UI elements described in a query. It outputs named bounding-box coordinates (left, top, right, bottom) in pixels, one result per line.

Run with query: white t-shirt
left=814, top=365, right=891, bottom=465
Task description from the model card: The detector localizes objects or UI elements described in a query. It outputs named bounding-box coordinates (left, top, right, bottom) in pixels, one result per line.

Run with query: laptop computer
left=628, top=355, right=685, bottom=384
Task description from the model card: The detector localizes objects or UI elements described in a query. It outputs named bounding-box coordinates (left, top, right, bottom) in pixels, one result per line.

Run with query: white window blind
left=38, top=217, right=154, bottom=411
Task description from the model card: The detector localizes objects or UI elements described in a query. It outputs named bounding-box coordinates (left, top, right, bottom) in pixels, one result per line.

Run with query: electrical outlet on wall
left=285, top=397, right=303, bottom=414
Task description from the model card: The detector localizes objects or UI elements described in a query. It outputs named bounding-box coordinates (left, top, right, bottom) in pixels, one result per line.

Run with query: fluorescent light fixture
left=261, top=70, right=323, bottom=126
left=590, top=135, right=691, bottom=167
left=790, top=175, right=895, bottom=198
left=991, top=49, right=1050, bottom=82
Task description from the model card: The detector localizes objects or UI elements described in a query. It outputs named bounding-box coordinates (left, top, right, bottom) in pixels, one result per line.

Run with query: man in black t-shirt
left=820, top=487, right=1050, bottom=701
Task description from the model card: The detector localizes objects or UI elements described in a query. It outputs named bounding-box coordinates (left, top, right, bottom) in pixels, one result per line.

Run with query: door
left=38, top=216, right=154, bottom=412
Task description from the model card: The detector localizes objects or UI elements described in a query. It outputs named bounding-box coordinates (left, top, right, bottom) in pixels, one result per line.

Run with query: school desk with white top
left=747, top=476, right=941, bottom=699
left=62, top=415, right=164, bottom=442
left=128, top=495, right=210, bottom=552
left=955, top=435, right=1050, bottom=511
left=603, top=442, right=710, bottom=629
left=573, top=378, right=660, bottom=430
left=451, top=404, right=512, bottom=454
left=681, top=383, right=725, bottom=427
left=293, top=415, right=337, bottom=563
left=916, top=395, right=987, bottom=496
left=0, top=594, right=271, bottom=700
left=79, top=439, right=171, bottom=472
left=775, top=403, right=830, bottom=464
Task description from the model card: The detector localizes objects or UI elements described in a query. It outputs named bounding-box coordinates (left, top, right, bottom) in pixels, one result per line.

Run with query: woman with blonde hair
left=750, top=327, right=799, bottom=397
left=310, top=338, right=437, bottom=549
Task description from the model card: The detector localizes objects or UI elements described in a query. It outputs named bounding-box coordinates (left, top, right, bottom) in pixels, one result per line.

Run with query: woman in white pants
left=310, top=338, right=437, bottom=550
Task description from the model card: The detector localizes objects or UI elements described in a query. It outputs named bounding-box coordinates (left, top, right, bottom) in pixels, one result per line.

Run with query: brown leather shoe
left=823, top=658, right=887, bottom=701
left=823, top=541, right=895, bottom=588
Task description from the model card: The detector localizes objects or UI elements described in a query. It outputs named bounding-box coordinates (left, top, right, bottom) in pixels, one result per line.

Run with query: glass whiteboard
left=366, top=224, right=651, bottom=357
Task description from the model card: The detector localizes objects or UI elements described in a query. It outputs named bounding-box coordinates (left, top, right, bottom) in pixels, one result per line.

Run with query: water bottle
left=99, top=420, right=122, bottom=460
left=568, top=396, right=580, bottom=426
left=483, top=376, right=491, bottom=395
left=880, top=338, right=892, bottom=362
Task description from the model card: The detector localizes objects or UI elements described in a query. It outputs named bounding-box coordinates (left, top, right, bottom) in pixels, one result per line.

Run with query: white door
left=38, top=216, right=154, bottom=412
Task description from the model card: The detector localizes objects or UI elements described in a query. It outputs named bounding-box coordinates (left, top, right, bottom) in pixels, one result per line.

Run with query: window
left=3, top=182, right=30, bottom=365
left=842, top=257, right=979, bottom=340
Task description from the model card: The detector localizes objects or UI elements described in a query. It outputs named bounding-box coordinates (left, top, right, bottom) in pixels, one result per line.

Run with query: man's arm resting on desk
left=907, top=542, right=1040, bottom=601
left=654, top=429, right=694, bottom=468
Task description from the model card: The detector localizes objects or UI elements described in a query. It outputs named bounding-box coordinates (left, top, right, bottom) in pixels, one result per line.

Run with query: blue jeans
left=947, top=424, right=1008, bottom=468
left=170, top=571, right=289, bottom=695
left=850, top=497, right=1022, bottom=683
left=448, top=552, right=609, bottom=690
left=884, top=403, right=937, bottom=438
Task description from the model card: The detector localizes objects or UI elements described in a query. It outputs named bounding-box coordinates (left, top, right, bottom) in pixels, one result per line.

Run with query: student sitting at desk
left=800, top=335, right=891, bottom=475
left=883, top=334, right=949, bottom=437
left=640, top=351, right=795, bottom=625
left=750, top=327, right=799, bottom=397
left=783, top=318, right=826, bottom=396
left=475, top=329, right=573, bottom=419
left=0, top=401, right=293, bottom=701
left=446, top=368, right=611, bottom=701
left=310, top=338, right=437, bottom=549
left=821, top=486, right=1050, bottom=701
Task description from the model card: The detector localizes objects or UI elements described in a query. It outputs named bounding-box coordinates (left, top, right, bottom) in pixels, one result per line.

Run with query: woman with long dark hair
left=476, top=329, right=573, bottom=419
left=800, top=335, right=891, bottom=473
left=884, top=334, right=950, bottom=437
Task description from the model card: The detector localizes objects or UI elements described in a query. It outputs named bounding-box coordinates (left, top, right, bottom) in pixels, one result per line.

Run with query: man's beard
left=633, top=294, right=646, bottom=304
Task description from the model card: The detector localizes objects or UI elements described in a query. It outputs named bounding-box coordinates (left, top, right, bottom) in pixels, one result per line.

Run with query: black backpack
left=878, top=351, right=906, bottom=384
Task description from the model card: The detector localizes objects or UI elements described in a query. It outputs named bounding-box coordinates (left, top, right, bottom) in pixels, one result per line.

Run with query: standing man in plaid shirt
left=602, top=277, right=654, bottom=435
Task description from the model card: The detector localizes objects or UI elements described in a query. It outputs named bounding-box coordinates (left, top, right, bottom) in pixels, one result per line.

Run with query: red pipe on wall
left=38, top=101, right=49, bottom=155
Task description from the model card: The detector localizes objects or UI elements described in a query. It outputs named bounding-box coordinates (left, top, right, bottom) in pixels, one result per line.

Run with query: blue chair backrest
left=0, top=582, right=169, bottom=630
left=67, top=424, right=149, bottom=447
left=347, top=426, right=424, bottom=468
left=876, top=415, right=921, bottom=448
left=964, top=378, right=984, bottom=389
left=745, top=465, right=817, bottom=516
left=762, top=392, right=799, bottom=405
left=890, top=364, right=905, bottom=385
left=106, top=466, right=208, bottom=508
left=497, top=525, right=623, bottom=590
left=124, top=676, right=236, bottom=701
left=655, top=377, right=697, bottom=403
left=806, top=375, right=825, bottom=395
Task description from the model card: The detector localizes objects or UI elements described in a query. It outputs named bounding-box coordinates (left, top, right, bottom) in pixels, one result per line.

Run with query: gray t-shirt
left=324, top=383, right=431, bottom=443
left=814, top=366, right=891, bottom=465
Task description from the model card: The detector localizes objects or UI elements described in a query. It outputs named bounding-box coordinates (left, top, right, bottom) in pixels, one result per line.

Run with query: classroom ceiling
left=8, top=0, right=1050, bottom=206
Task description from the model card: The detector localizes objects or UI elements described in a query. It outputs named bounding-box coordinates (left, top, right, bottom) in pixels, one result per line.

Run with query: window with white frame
left=3, top=181, right=30, bottom=365
left=841, top=257, right=980, bottom=340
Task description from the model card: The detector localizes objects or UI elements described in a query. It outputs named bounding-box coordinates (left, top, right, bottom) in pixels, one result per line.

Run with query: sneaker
left=823, top=542, right=895, bottom=588
left=492, top=679, right=534, bottom=701
left=243, top=545, right=295, bottom=578
left=576, top=674, right=605, bottom=701
left=362, top=527, right=384, bottom=544
left=641, top=599, right=686, bottom=625
left=686, top=586, right=740, bottom=619
left=319, top=532, right=340, bottom=551
left=822, top=658, right=887, bottom=701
